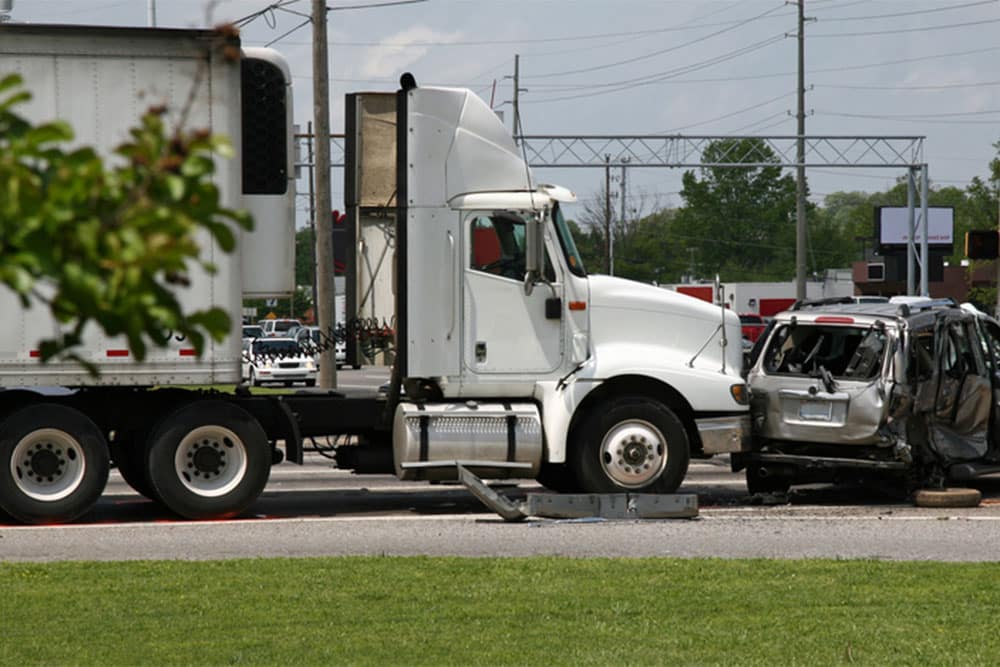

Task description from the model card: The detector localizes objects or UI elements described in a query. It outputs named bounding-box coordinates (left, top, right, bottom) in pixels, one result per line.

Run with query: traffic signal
left=965, top=230, right=999, bottom=260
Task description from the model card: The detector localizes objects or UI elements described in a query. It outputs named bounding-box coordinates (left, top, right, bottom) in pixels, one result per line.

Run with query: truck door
left=463, top=212, right=564, bottom=374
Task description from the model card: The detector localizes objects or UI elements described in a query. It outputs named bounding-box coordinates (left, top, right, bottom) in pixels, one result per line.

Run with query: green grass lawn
left=2, top=557, right=998, bottom=665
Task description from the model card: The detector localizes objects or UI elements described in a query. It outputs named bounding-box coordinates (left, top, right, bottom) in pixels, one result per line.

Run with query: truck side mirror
left=523, top=213, right=545, bottom=296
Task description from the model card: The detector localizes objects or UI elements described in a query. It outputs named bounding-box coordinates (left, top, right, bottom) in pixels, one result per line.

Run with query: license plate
left=799, top=401, right=833, bottom=421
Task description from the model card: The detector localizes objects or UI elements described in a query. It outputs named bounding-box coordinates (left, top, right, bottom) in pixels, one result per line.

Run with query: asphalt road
left=4, top=453, right=1000, bottom=562
left=4, top=368, right=1000, bottom=562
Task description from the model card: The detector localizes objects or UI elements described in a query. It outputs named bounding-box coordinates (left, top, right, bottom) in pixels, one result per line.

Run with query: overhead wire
left=811, top=16, right=1000, bottom=37
left=523, top=33, right=788, bottom=104
left=818, top=0, right=997, bottom=22
left=658, top=91, right=796, bottom=133
left=521, top=2, right=789, bottom=79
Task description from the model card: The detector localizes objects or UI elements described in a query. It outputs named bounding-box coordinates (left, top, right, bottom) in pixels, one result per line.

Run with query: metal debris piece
left=458, top=465, right=698, bottom=522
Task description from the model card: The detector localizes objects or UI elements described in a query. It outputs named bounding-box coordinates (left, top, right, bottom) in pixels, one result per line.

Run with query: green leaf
left=165, top=174, right=185, bottom=201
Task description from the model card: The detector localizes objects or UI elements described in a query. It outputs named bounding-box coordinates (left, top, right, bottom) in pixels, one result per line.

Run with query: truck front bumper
left=696, top=415, right=751, bottom=454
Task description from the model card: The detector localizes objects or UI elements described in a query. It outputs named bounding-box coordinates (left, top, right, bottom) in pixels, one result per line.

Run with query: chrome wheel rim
left=11, top=429, right=87, bottom=502
left=599, top=419, right=667, bottom=489
left=173, top=425, right=248, bottom=498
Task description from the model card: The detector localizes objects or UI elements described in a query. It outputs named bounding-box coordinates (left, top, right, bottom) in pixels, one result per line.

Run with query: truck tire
left=145, top=401, right=271, bottom=520
left=0, top=404, right=110, bottom=524
left=110, top=431, right=155, bottom=500
left=536, top=462, right=579, bottom=493
left=571, top=396, right=689, bottom=494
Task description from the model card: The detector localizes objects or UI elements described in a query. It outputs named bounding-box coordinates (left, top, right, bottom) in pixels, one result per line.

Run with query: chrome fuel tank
left=393, top=401, right=543, bottom=481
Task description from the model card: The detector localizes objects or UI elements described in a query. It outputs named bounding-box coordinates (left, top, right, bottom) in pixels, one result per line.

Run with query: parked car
left=257, top=318, right=301, bottom=338
left=739, top=313, right=766, bottom=343
left=291, top=325, right=347, bottom=369
left=242, top=337, right=317, bottom=386
left=736, top=298, right=1000, bottom=495
left=242, top=324, right=264, bottom=340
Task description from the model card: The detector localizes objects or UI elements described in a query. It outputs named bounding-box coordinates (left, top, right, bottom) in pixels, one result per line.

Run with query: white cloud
left=360, top=26, right=465, bottom=79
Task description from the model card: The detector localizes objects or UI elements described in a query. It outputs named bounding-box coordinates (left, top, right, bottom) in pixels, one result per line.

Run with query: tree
left=671, top=138, right=801, bottom=282
left=0, top=72, right=250, bottom=365
left=295, top=226, right=316, bottom=289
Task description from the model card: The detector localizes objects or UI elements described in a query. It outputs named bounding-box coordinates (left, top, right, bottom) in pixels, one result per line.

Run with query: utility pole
left=512, top=54, right=521, bottom=143
left=147, top=0, right=156, bottom=27
left=313, top=0, right=337, bottom=388
left=794, top=0, right=808, bottom=300
left=307, top=121, right=319, bottom=316
left=604, top=155, right=612, bottom=274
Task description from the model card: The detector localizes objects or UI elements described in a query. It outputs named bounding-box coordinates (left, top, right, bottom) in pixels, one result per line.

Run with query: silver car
left=737, top=298, right=1000, bottom=494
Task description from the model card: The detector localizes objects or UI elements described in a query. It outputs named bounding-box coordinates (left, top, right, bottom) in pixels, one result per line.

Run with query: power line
left=255, top=4, right=793, bottom=48
left=820, top=79, right=1000, bottom=91
left=658, top=91, right=795, bottom=133
left=725, top=111, right=791, bottom=134
left=522, top=3, right=789, bottom=79
left=329, top=0, right=427, bottom=10
left=819, top=0, right=997, bottom=22
left=811, top=16, right=1000, bottom=37
left=523, top=34, right=787, bottom=104
left=819, top=109, right=1000, bottom=125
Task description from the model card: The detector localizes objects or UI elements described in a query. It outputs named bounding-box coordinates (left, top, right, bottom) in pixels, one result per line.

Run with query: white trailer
left=0, top=25, right=750, bottom=525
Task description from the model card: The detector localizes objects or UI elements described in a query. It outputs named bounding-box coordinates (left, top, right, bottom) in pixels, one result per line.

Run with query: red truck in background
left=738, top=313, right=766, bottom=343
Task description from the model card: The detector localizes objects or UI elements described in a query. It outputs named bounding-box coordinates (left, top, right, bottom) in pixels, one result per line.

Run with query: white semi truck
left=0, top=25, right=750, bottom=525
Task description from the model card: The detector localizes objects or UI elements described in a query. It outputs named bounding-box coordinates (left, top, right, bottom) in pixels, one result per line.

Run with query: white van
left=257, top=318, right=302, bottom=337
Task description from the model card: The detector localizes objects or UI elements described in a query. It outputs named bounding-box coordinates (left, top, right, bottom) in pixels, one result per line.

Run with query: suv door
left=928, top=317, right=991, bottom=461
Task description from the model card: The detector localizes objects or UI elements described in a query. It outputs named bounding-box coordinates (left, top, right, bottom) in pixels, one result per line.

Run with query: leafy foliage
left=0, top=73, right=251, bottom=365
left=567, top=138, right=1000, bottom=289
left=672, top=138, right=801, bottom=281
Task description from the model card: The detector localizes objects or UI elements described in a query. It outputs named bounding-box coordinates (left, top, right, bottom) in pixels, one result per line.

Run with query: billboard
left=876, top=206, right=954, bottom=251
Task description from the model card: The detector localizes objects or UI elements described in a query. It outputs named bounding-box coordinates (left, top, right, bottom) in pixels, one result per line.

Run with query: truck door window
left=469, top=214, right=554, bottom=281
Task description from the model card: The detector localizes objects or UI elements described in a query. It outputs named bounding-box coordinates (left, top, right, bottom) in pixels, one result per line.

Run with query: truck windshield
left=552, top=204, right=586, bottom=278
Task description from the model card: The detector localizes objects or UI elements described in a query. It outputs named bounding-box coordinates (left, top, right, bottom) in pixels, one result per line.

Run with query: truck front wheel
left=0, top=404, right=110, bottom=524
left=572, top=397, right=689, bottom=494
left=145, top=401, right=271, bottom=520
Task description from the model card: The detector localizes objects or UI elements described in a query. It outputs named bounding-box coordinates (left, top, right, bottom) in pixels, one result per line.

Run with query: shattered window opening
left=762, top=324, right=887, bottom=380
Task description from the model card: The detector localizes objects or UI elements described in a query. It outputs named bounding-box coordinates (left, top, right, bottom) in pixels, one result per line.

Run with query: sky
left=4, top=0, right=1000, bottom=226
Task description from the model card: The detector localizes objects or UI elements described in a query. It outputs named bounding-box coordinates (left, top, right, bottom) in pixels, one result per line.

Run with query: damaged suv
left=735, top=297, right=1000, bottom=494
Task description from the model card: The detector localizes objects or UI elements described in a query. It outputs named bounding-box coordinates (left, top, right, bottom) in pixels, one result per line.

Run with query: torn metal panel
left=458, top=465, right=698, bottom=521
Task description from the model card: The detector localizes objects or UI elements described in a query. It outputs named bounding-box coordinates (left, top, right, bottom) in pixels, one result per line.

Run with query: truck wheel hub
left=11, top=429, right=86, bottom=502
left=600, top=419, right=667, bottom=489
left=191, top=445, right=224, bottom=476
left=174, top=426, right=249, bottom=498
left=29, top=448, right=63, bottom=478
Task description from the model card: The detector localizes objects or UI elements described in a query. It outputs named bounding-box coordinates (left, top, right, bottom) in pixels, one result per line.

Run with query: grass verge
left=2, top=556, right=999, bottom=665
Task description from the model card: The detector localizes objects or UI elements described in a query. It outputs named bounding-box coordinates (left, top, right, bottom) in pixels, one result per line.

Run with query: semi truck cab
left=364, top=79, right=751, bottom=493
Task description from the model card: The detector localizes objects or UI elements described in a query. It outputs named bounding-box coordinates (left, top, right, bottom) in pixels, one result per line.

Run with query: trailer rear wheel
left=0, top=404, right=109, bottom=524
left=110, top=431, right=155, bottom=500
left=145, top=401, right=270, bottom=520
left=572, top=397, right=689, bottom=494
